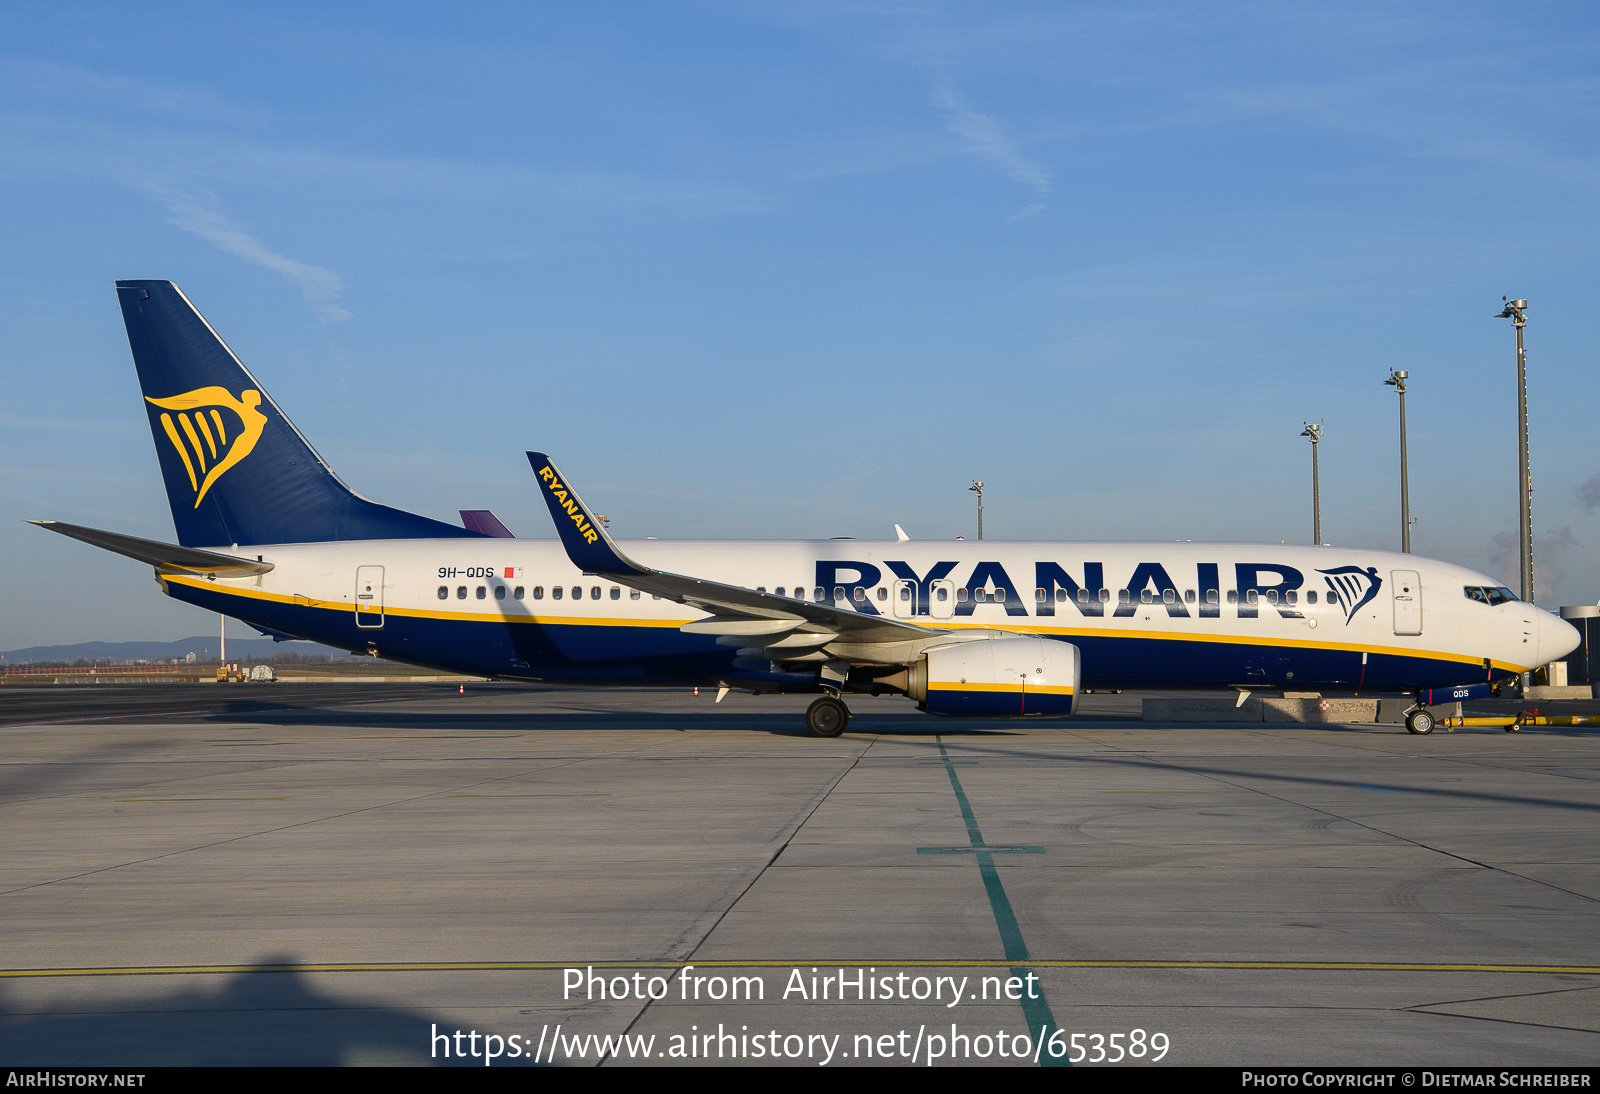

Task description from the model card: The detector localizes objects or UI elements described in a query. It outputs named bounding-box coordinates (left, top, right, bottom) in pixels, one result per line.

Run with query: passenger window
left=1163, top=589, right=1176, bottom=605
left=476, top=586, right=486, bottom=599
left=898, top=586, right=911, bottom=601
left=757, top=587, right=766, bottom=594
left=1226, top=590, right=1237, bottom=604
left=1265, top=589, right=1278, bottom=605
left=1098, top=589, right=1109, bottom=603
left=1246, top=590, right=1259, bottom=605
left=533, top=586, right=544, bottom=600
left=1077, top=589, right=1089, bottom=605
left=610, top=587, right=621, bottom=600
left=957, top=588, right=969, bottom=602
left=833, top=587, right=845, bottom=601
left=975, top=589, right=988, bottom=602
left=935, top=587, right=948, bottom=602
left=1119, top=589, right=1131, bottom=604
left=995, top=588, right=1007, bottom=602
left=1057, top=589, right=1068, bottom=603
left=457, top=586, right=467, bottom=599
left=1306, top=590, right=1316, bottom=604
left=571, top=586, right=582, bottom=599
left=1035, top=588, right=1047, bottom=603
left=877, top=587, right=888, bottom=601
left=437, top=586, right=448, bottom=600
left=1140, top=589, right=1153, bottom=605
left=494, top=586, right=506, bottom=600
left=775, top=587, right=785, bottom=597
left=1207, top=590, right=1219, bottom=605
left=1286, top=590, right=1297, bottom=605
left=814, top=588, right=826, bottom=602
left=514, top=587, right=525, bottom=600
left=552, top=586, right=563, bottom=600
left=853, top=587, right=865, bottom=602
left=1185, top=589, right=1195, bottom=603
left=630, top=589, right=640, bottom=600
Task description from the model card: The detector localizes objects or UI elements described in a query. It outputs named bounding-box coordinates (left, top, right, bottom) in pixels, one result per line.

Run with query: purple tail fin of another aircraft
left=459, top=510, right=516, bottom=538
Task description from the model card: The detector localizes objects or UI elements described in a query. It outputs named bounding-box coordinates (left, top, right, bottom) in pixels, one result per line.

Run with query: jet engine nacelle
left=908, top=635, right=1079, bottom=717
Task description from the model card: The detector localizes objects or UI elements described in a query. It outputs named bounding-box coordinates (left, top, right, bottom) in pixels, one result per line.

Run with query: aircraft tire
left=1504, top=722, right=1521, bottom=733
left=1405, top=710, right=1435, bottom=735
left=806, top=697, right=850, bottom=738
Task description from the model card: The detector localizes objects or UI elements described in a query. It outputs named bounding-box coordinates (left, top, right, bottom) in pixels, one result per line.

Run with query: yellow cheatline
left=157, top=577, right=1529, bottom=673
left=927, top=682, right=1074, bottom=694
left=6, top=959, right=1600, bottom=978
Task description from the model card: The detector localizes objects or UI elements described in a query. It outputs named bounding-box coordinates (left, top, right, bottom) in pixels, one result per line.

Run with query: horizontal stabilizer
left=29, top=520, right=275, bottom=577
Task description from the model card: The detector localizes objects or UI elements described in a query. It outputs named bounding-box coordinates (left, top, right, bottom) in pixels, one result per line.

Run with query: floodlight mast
left=1383, top=369, right=1412, bottom=554
left=1494, top=298, right=1533, bottom=604
left=1299, top=421, right=1323, bottom=545
left=969, top=480, right=985, bottom=540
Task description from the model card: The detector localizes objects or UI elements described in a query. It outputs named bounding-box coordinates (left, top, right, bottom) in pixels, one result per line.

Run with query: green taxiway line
left=934, top=734, right=1068, bottom=1067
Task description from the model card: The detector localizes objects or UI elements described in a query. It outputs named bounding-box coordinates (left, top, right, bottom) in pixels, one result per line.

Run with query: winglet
left=526, top=453, right=645, bottom=575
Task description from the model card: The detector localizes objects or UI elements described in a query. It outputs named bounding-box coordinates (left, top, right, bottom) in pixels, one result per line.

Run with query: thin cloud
left=931, top=87, right=1052, bottom=210
left=0, top=413, right=135, bottom=434
left=1490, top=526, right=1580, bottom=606
left=146, top=189, right=352, bottom=325
left=1579, top=475, right=1600, bottom=514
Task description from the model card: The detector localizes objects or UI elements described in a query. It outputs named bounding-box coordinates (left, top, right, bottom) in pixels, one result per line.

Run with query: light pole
left=1494, top=298, right=1533, bottom=604
left=1384, top=368, right=1412, bottom=553
left=1300, top=421, right=1323, bottom=545
left=969, top=480, right=984, bottom=540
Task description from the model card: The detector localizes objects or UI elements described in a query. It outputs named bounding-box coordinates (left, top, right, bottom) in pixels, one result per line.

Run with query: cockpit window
left=1464, top=585, right=1518, bottom=606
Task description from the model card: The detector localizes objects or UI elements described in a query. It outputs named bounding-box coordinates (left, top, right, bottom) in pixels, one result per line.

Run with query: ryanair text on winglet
left=537, top=464, right=601, bottom=546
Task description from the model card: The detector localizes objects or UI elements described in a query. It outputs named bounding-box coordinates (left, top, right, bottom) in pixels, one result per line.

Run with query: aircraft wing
left=525, top=453, right=940, bottom=645
left=29, top=520, right=275, bottom=577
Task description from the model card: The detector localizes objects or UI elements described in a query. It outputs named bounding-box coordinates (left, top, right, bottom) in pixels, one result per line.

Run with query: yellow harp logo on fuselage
left=144, top=387, right=269, bottom=507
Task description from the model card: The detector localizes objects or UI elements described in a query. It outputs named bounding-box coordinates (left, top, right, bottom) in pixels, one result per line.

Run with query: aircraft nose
left=1538, top=610, right=1581, bottom=667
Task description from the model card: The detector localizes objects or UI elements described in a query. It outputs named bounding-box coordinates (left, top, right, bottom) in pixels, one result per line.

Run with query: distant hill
left=2, top=636, right=349, bottom=665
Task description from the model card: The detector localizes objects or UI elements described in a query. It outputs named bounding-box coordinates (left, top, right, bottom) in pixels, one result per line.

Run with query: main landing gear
left=806, top=696, right=851, bottom=738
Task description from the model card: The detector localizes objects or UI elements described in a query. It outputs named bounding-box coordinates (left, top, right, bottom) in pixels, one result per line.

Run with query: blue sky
left=3, top=1, right=1598, bottom=646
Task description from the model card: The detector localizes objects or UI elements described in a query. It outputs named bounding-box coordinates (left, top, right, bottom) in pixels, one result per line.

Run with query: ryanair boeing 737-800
left=31, top=281, right=1580, bottom=737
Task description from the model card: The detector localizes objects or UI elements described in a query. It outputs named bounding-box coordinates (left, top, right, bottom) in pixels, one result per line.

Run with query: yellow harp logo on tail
left=144, top=387, right=269, bottom=507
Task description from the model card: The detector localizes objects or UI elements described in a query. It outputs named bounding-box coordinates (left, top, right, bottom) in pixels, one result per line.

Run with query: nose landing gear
left=1404, top=708, right=1435, bottom=735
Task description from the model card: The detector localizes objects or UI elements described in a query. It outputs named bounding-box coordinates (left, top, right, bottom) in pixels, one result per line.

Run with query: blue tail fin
left=117, top=280, right=482, bottom=546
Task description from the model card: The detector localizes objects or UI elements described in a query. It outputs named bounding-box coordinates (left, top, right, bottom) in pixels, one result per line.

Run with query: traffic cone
left=459, top=684, right=464, bottom=695
left=693, top=686, right=699, bottom=697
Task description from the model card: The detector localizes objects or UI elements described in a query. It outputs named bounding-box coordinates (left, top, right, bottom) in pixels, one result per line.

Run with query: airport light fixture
left=969, top=480, right=984, bottom=540
left=1383, top=369, right=1413, bottom=553
left=1299, top=421, right=1323, bottom=545
left=1494, top=298, right=1534, bottom=603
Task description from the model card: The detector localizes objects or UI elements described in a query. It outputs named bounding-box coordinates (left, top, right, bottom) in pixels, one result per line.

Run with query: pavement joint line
left=7, top=960, right=1600, bottom=978
left=934, top=734, right=1068, bottom=1068
left=600, top=733, right=879, bottom=1064
left=1114, top=751, right=1600, bottom=908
